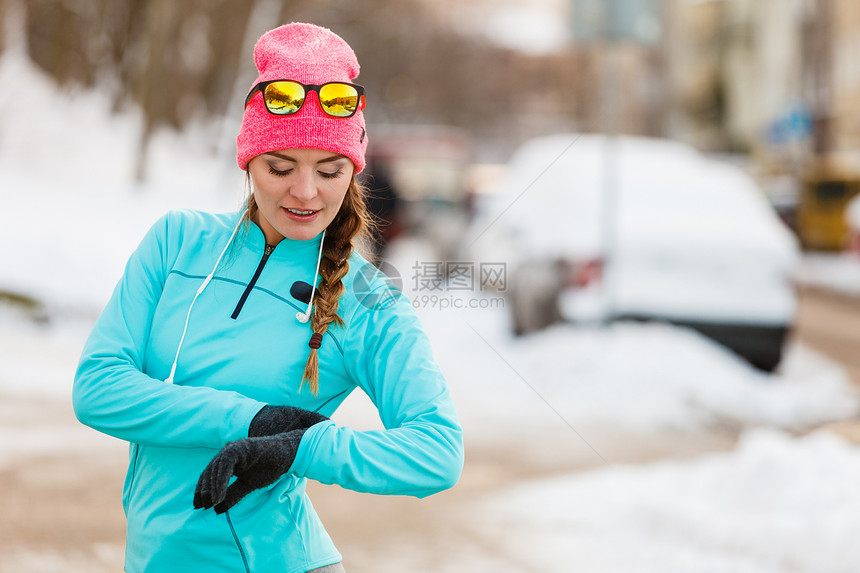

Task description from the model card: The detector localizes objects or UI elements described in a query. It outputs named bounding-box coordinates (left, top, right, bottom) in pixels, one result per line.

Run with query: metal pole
left=600, top=0, right=621, bottom=325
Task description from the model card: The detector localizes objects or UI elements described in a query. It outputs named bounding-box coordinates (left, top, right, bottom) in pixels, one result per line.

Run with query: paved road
left=794, top=286, right=860, bottom=385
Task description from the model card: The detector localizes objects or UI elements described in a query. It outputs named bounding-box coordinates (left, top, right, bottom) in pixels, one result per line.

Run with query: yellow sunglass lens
left=264, top=82, right=305, bottom=114
left=258, top=81, right=361, bottom=117
left=318, top=83, right=359, bottom=117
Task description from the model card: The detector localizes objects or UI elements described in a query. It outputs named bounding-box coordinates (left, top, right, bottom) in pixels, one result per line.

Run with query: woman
left=73, top=23, right=463, bottom=573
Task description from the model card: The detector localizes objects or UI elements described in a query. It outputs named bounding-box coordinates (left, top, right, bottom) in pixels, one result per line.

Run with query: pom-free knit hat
left=236, top=23, right=367, bottom=172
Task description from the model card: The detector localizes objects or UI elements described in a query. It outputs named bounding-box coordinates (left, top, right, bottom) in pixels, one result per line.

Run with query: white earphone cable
left=166, top=210, right=248, bottom=384
left=297, top=230, right=325, bottom=323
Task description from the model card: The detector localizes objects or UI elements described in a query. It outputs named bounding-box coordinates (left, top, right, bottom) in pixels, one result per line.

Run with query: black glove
left=193, top=429, right=306, bottom=514
left=249, top=405, right=328, bottom=437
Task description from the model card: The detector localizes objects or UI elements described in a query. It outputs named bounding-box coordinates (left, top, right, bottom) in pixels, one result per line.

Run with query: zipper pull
left=264, top=244, right=274, bottom=256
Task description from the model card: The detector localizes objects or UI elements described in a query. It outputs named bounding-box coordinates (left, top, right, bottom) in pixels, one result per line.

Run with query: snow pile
left=0, top=306, right=94, bottom=397
left=418, top=308, right=858, bottom=464
left=395, top=273, right=857, bottom=451
left=473, top=428, right=860, bottom=573
left=794, top=253, right=860, bottom=298
left=507, top=322, right=857, bottom=433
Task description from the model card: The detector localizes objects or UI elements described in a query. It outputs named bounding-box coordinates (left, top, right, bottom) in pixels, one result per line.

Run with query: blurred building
left=666, top=0, right=860, bottom=250
left=660, top=0, right=806, bottom=162
left=665, top=0, right=860, bottom=170
left=827, top=0, right=860, bottom=170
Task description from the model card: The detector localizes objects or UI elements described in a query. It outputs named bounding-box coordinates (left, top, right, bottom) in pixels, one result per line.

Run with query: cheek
left=330, top=181, right=351, bottom=209
left=248, top=163, right=279, bottom=198
left=255, top=185, right=274, bottom=205
left=251, top=177, right=280, bottom=208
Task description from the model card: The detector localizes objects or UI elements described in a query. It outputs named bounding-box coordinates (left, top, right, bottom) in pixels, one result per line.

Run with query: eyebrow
left=265, top=151, right=347, bottom=164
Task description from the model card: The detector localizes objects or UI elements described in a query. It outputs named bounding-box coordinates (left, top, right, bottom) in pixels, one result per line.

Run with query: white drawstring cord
left=165, top=210, right=248, bottom=384
left=296, top=230, right=325, bottom=323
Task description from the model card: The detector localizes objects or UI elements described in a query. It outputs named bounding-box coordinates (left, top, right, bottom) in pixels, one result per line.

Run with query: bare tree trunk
left=803, top=0, right=832, bottom=158
left=215, top=0, right=283, bottom=163
left=1, top=0, right=28, bottom=57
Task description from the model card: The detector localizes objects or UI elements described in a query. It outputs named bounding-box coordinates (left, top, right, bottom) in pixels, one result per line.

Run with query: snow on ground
left=794, top=252, right=860, bottom=298
left=413, top=297, right=858, bottom=465
left=0, top=546, right=125, bottom=573
left=471, top=428, right=860, bottom=573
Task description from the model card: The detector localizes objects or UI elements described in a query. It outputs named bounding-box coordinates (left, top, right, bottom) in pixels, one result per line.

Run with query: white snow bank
left=505, top=321, right=857, bottom=433
left=794, top=252, right=860, bottom=298
left=0, top=421, right=124, bottom=470
left=473, top=428, right=860, bottom=573
left=0, top=306, right=94, bottom=398
left=409, top=294, right=859, bottom=464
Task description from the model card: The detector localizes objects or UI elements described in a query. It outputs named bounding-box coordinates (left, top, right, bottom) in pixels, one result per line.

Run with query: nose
left=289, top=168, right=317, bottom=202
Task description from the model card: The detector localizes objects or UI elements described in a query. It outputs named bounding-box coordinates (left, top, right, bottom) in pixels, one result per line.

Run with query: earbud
left=293, top=231, right=325, bottom=326
left=292, top=282, right=313, bottom=323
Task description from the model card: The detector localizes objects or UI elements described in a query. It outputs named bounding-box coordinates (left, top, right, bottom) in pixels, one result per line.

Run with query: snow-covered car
left=464, top=134, right=800, bottom=372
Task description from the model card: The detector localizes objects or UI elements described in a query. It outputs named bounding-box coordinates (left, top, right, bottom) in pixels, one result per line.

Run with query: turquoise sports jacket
left=73, top=209, right=464, bottom=573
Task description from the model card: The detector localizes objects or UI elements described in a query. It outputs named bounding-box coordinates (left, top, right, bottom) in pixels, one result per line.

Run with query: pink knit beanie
left=236, top=23, right=367, bottom=172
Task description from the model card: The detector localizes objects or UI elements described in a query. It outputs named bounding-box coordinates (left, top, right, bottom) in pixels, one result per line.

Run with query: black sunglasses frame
left=244, top=79, right=366, bottom=118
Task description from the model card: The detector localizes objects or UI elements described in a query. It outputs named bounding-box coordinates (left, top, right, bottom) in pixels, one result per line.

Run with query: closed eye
left=268, top=166, right=292, bottom=177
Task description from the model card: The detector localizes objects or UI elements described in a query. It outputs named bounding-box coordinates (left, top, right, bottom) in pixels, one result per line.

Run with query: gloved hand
left=193, top=429, right=305, bottom=514
left=249, top=405, right=328, bottom=437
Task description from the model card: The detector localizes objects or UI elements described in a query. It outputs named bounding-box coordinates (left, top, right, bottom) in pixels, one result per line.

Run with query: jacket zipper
left=225, top=510, right=250, bottom=573
left=231, top=245, right=274, bottom=319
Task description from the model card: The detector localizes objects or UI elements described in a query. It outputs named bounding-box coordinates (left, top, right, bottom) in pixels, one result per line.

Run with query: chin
left=283, top=226, right=323, bottom=242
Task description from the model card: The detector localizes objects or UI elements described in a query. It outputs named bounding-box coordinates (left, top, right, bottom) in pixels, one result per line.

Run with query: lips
left=283, top=206, right=321, bottom=223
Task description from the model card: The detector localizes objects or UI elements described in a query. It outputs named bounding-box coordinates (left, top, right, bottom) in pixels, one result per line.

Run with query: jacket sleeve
left=72, top=212, right=265, bottom=449
left=290, top=284, right=464, bottom=497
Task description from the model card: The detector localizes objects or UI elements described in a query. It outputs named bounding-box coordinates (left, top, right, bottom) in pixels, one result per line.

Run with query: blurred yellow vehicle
left=797, top=171, right=860, bottom=251
left=847, top=193, right=860, bottom=256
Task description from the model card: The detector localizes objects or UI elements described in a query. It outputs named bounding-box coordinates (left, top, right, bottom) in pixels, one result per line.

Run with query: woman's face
left=248, top=148, right=355, bottom=244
